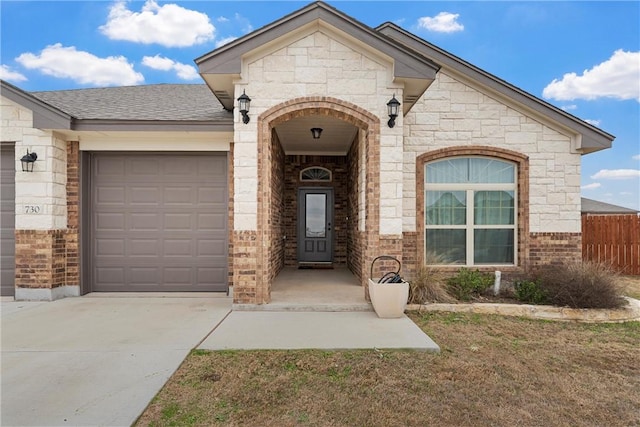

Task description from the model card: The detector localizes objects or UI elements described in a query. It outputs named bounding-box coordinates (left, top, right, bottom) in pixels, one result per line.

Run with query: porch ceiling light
left=387, top=94, right=401, bottom=128
left=20, top=150, right=37, bottom=172
left=237, top=90, right=251, bottom=124
left=310, top=127, right=323, bottom=139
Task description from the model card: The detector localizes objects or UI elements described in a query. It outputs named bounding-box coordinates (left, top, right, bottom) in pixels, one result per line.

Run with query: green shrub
left=446, top=268, right=494, bottom=301
left=514, top=279, right=548, bottom=305
left=536, top=261, right=626, bottom=309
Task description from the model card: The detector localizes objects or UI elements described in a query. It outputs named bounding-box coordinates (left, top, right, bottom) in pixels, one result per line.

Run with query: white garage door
left=91, top=153, right=228, bottom=292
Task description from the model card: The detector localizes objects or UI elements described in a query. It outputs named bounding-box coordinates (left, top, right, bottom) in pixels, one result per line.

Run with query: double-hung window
left=425, top=157, right=516, bottom=265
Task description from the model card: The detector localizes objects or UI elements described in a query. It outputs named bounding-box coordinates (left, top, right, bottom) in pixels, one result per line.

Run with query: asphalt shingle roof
left=31, top=84, right=231, bottom=122
left=581, top=197, right=639, bottom=214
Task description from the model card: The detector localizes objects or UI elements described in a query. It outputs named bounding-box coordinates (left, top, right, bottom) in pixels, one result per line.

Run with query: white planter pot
left=368, top=279, right=409, bottom=318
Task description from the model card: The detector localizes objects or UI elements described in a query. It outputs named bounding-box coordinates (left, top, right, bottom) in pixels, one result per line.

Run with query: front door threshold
left=297, top=262, right=334, bottom=269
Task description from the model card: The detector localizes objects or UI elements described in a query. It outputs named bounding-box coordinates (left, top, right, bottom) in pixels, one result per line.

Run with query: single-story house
left=0, top=1, right=614, bottom=302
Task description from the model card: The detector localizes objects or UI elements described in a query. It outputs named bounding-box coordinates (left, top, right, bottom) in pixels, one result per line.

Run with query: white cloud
left=0, top=65, right=27, bottom=82
left=217, top=16, right=229, bottom=23
left=560, top=104, right=577, bottom=111
left=584, top=119, right=601, bottom=126
left=100, top=0, right=214, bottom=48
left=581, top=182, right=601, bottom=190
left=543, top=50, right=640, bottom=102
left=620, top=191, right=632, bottom=196
left=590, top=169, right=640, bottom=180
left=16, top=44, right=143, bottom=86
left=215, top=36, right=237, bottom=48
left=418, top=12, right=464, bottom=33
left=633, top=154, right=640, bottom=160
left=142, top=55, right=199, bottom=80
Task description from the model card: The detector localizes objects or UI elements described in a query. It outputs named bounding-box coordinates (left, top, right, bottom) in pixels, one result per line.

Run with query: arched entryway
left=248, top=97, right=381, bottom=304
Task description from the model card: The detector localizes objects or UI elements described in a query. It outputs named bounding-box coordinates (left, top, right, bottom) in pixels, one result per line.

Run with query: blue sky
left=1, top=1, right=639, bottom=210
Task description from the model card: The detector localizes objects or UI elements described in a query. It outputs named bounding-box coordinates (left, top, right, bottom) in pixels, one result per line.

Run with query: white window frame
left=300, top=166, right=332, bottom=182
left=424, top=158, right=518, bottom=267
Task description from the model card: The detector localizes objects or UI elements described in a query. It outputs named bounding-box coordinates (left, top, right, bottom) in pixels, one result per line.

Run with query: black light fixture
left=20, top=149, right=37, bottom=172
left=237, top=90, right=251, bottom=124
left=310, top=127, right=323, bottom=139
left=387, top=94, right=401, bottom=128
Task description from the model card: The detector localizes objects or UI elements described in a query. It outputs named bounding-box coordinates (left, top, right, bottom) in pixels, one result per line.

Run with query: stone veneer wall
left=403, top=70, right=583, bottom=275
left=283, top=155, right=348, bottom=267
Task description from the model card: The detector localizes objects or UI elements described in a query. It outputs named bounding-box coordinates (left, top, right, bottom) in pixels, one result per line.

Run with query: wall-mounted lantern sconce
left=387, top=94, right=401, bottom=128
left=310, top=127, right=323, bottom=139
left=20, top=150, right=37, bottom=172
left=237, top=90, right=251, bottom=124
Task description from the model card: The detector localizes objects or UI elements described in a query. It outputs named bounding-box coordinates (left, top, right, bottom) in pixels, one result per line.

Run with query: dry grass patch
left=619, top=275, right=640, bottom=299
left=136, top=314, right=639, bottom=427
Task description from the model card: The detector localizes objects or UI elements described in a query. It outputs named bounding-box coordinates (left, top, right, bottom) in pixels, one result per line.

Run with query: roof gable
left=376, top=22, right=614, bottom=154
left=196, top=1, right=440, bottom=110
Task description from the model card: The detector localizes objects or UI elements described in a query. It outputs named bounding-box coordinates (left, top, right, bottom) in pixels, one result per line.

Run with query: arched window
left=425, top=157, right=517, bottom=265
left=300, top=167, right=332, bottom=182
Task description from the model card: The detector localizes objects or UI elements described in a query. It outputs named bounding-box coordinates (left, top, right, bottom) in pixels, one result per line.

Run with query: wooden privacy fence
left=582, top=214, right=640, bottom=275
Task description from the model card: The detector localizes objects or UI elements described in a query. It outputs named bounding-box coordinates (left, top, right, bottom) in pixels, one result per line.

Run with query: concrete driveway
left=1, top=294, right=231, bottom=427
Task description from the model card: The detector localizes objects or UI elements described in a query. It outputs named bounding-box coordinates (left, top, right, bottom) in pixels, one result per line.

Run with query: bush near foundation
left=514, top=278, right=549, bottom=305
left=535, top=262, right=626, bottom=309
left=446, top=268, right=494, bottom=301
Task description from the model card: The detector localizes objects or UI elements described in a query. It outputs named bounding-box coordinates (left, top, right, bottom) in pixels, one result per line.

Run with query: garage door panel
left=164, top=186, right=193, bottom=204
left=164, top=213, right=192, bottom=231
left=198, top=267, right=227, bottom=284
left=197, top=239, right=226, bottom=256
left=96, top=239, right=125, bottom=256
left=197, top=213, right=226, bottom=231
left=130, top=158, right=160, bottom=176
left=129, top=267, right=161, bottom=284
left=130, top=239, right=160, bottom=257
left=130, top=187, right=161, bottom=205
left=96, top=186, right=126, bottom=205
left=96, top=267, right=125, bottom=285
left=1, top=144, right=15, bottom=296
left=130, top=213, right=160, bottom=230
left=163, top=239, right=193, bottom=257
left=95, top=157, right=125, bottom=176
left=91, top=153, right=227, bottom=292
left=96, top=213, right=125, bottom=231
left=198, top=187, right=227, bottom=204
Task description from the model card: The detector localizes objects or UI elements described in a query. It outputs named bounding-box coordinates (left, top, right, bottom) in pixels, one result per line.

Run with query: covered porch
left=233, top=267, right=371, bottom=311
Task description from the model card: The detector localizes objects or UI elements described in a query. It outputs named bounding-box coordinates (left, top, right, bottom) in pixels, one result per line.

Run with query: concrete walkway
left=1, top=292, right=438, bottom=426
left=200, top=311, right=439, bottom=351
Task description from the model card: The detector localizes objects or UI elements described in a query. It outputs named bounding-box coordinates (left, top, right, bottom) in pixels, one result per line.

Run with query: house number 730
left=24, top=205, right=41, bottom=214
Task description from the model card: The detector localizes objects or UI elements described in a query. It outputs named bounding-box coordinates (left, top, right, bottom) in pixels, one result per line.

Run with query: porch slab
left=198, top=311, right=440, bottom=352
left=236, top=267, right=372, bottom=312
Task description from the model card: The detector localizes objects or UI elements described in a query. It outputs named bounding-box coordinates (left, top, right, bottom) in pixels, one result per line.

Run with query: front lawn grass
left=136, top=312, right=639, bottom=427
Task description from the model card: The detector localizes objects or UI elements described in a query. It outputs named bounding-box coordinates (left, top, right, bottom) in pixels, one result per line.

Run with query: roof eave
left=1, top=79, right=73, bottom=130
left=376, top=22, right=615, bottom=153
left=70, top=119, right=234, bottom=133
left=196, top=1, right=440, bottom=111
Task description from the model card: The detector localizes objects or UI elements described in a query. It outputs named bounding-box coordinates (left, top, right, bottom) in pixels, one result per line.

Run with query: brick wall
left=347, top=134, right=363, bottom=280
left=66, top=141, right=79, bottom=289
left=529, top=232, right=582, bottom=271
left=15, top=229, right=66, bottom=289
left=269, top=131, right=285, bottom=279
